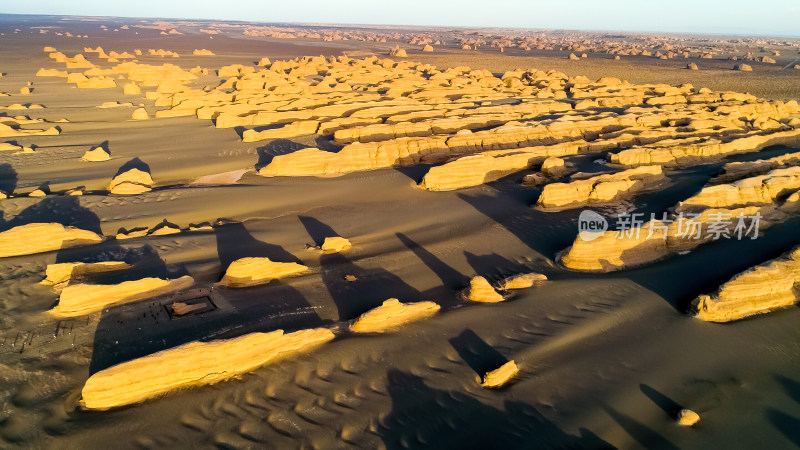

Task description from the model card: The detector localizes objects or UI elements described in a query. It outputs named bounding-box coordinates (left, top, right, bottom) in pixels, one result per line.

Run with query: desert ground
left=1, top=14, right=800, bottom=449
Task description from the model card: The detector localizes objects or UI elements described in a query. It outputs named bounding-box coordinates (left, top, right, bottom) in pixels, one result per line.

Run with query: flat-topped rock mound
left=692, top=246, right=800, bottom=322
left=220, top=257, right=309, bottom=287
left=350, top=299, right=440, bottom=333
left=51, top=276, right=195, bottom=317
left=81, top=328, right=335, bottom=410
left=321, top=236, right=352, bottom=253
left=537, top=165, right=666, bottom=209
left=0, top=223, right=103, bottom=257
left=108, top=168, right=154, bottom=195
left=42, top=261, right=130, bottom=286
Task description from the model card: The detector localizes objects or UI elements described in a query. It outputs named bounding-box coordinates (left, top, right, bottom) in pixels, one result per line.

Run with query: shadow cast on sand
left=214, top=221, right=303, bottom=270
left=0, top=196, right=103, bottom=234
left=299, top=216, right=423, bottom=320
left=640, top=384, right=684, bottom=419
left=448, top=328, right=508, bottom=377
left=87, top=220, right=323, bottom=375
left=599, top=403, right=679, bottom=450
left=113, top=157, right=151, bottom=178
left=766, top=375, right=800, bottom=446
left=255, top=139, right=308, bottom=170
left=380, top=368, right=612, bottom=449
left=0, top=162, right=17, bottom=194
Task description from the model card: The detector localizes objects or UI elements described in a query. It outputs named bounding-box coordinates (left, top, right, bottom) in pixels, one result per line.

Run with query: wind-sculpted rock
left=464, top=276, right=505, bottom=302
left=0, top=223, right=103, bottom=257
left=677, top=409, right=701, bottom=426
left=389, top=46, right=407, bottom=57
left=108, top=168, right=154, bottom=195
left=496, top=273, right=547, bottom=290
left=51, top=276, right=195, bottom=317
left=537, top=165, right=666, bottom=209
left=692, top=246, right=800, bottom=322
left=219, top=257, right=309, bottom=287
left=558, top=167, right=798, bottom=275
left=0, top=123, right=59, bottom=138
left=481, top=360, right=519, bottom=388
left=82, top=146, right=111, bottom=161
left=131, top=108, right=149, bottom=120
left=711, top=151, right=800, bottom=183
left=609, top=129, right=800, bottom=168
left=321, top=236, right=352, bottom=253
left=675, top=166, right=800, bottom=211
left=350, top=299, right=440, bottom=333
left=80, top=328, right=335, bottom=409
left=42, top=261, right=130, bottom=286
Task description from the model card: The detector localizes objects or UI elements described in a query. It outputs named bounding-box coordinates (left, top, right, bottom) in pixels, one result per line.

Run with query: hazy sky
left=2, top=0, right=799, bottom=37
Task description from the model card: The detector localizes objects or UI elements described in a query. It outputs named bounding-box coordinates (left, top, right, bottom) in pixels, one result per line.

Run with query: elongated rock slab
left=81, top=328, right=335, bottom=409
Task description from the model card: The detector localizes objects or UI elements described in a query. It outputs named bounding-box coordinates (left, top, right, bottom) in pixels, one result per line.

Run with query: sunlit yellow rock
left=52, top=276, right=195, bottom=317
left=220, top=257, right=308, bottom=287
left=0, top=223, right=102, bottom=257
left=42, top=261, right=130, bottom=286
left=465, top=276, right=504, bottom=302
left=80, top=328, right=335, bottom=409
left=350, top=299, right=440, bottom=333
left=481, top=360, right=519, bottom=388
left=321, top=236, right=351, bottom=253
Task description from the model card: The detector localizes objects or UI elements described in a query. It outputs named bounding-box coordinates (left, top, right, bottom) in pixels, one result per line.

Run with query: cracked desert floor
left=1, top=14, right=800, bottom=449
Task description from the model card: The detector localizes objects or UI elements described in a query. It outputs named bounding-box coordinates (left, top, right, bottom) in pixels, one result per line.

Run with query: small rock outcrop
left=537, top=165, right=666, bottom=209
left=676, top=409, right=700, bottom=426
left=321, top=236, right=352, bottom=253
left=131, top=108, right=148, bottom=120
left=464, top=276, right=505, bottom=302
left=108, top=168, right=154, bottom=195
left=496, top=273, right=547, bottom=290
left=0, top=223, right=103, bottom=257
left=42, top=261, right=130, bottom=287
left=82, top=146, right=110, bottom=161
left=219, top=257, right=308, bottom=287
left=481, top=360, right=519, bottom=388
left=350, top=299, right=440, bottom=333
left=389, top=46, right=407, bottom=57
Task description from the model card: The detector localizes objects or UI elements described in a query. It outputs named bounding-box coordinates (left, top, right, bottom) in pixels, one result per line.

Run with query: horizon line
left=2, top=12, right=800, bottom=40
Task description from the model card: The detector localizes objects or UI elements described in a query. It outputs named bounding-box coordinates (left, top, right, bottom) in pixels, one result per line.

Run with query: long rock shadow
left=255, top=139, right=307, bottom=170
left=88, top=223, right=323, bottom=374
left=448, top=329, right=508, bottom=377
left=464, top=251, right=532, bottom=284
left=214, top=221, right=303, bottom=271
left=624, top=215, right=800, bottom=312
left=0, top=162, right=17, bottom=194
left=396, top=232, right=469, bottom=290
left=767, top=375, right=800, bottom=445
left=640, top=384, right=684, bottom=419
left=113, top=157, right=151, bottom=178
left=0, top=196, right=103, bottom=234
left=599, top=403, right=680, bottom=450
left=299, top=216, right=422, bottom=320
left=379, top=368, right=612, bottom=449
